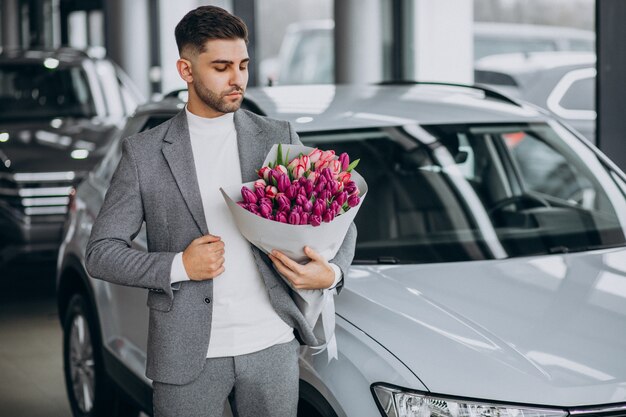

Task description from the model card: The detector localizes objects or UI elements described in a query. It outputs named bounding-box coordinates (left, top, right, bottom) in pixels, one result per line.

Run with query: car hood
left=338, top=247, right=626, bottom=407
left=0, top=117, right=119, bottom=174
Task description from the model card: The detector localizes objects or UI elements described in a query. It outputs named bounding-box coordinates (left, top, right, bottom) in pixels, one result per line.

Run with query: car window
left=558, top=76, right=594, bottom=112
left=0, top=63, right=97, bottom=120
left=474, top=38, right=557, bottom=60
left=302, top=124, right=626, bottom=264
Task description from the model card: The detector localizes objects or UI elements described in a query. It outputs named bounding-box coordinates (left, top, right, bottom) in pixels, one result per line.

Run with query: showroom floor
left=0, top=259, right=149, bottom=417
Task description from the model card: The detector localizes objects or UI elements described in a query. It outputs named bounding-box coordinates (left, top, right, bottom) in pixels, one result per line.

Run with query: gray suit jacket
left=85, top=109, right=357, bottom=385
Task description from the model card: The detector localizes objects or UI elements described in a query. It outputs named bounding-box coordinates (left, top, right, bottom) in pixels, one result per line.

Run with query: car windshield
left=302, top=122, right=626, bottom=264
left=0, top=62, right=96, bottom=120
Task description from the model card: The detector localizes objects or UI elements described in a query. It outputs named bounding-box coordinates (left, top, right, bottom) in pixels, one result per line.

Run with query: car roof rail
left=162, top=89, right=267, bottom=116
left=376, top=80, right=522, bottom=107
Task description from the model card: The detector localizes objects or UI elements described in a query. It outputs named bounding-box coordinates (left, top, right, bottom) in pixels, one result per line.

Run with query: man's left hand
left=269, top=246, right=334, bottom=290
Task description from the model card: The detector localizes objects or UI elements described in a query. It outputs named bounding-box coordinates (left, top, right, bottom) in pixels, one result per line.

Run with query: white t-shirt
left=170, top=107, right=294, bottom=358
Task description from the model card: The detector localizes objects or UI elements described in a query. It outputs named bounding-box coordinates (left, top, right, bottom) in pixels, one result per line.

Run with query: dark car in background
left=0, top=48, right=143, bottom=265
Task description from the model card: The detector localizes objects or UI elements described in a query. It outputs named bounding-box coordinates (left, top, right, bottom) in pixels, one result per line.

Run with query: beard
left=192, top=79, right=244, bottom=114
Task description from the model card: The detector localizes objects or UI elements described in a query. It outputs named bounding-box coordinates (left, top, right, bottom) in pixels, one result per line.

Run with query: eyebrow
left=210, top=58, right=250, bottom=65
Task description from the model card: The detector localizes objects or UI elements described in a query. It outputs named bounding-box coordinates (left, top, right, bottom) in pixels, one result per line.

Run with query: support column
left=411, top=0, right=473, bottom=84
left=1, top=0, right=20, bottom=48
left=334, top=0, right=383, bottom=84
left=104, top=0, right=151, bottom=97
left=596, top=0, right=626, bottom=170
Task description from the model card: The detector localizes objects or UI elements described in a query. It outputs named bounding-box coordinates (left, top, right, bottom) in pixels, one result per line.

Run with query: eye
left=214, top=66, right=227, bottom=72
left=240, top=65, right=248, bottom=71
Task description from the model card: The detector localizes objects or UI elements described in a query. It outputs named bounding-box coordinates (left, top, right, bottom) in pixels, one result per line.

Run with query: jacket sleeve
left=287, top=121, right=358, bottom=294
left=85, top=137, right=177, bottom=300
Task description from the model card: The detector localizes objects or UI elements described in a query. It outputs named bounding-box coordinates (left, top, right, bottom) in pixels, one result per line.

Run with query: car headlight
left=372, top=385, right=568, bottom=417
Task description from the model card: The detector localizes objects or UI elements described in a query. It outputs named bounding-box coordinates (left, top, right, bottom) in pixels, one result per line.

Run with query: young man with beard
left=85, top=5, right=356, bottom=417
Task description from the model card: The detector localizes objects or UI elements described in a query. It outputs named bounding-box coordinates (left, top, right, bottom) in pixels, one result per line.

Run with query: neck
left=186, top=98, right=226, bottom=119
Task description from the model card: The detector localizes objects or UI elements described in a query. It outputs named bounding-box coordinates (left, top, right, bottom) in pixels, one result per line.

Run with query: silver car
left=56, top=84, right=626, bottom=417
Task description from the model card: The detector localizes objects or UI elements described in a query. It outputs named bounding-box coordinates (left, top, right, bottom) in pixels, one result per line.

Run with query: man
left=85, top=5, right=356, bottom=417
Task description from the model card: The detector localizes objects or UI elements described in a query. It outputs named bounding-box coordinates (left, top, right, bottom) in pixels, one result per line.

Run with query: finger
left=303, top=246, right=324, bottom=262
left=209, top=266, right=225, bottom=278
left=271, top=250, right=303, bottom=274
left=206, top=241, right=225, bottom=253
left=194, top=234, right=221, bottom=245
left=269, top=254, right=299, bottom=284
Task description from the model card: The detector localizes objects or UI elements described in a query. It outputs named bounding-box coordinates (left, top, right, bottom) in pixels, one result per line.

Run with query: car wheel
left=62, top=293, right=139, bottom=417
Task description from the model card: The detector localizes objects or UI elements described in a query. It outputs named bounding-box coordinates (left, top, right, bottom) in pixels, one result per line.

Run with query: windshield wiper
left=353, top=256, right=400, bottom=265
left=548, top=243, right=626, bottom=254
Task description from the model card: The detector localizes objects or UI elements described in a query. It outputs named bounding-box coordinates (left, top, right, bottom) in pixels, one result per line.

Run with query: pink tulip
left=339, top=152, right=350, bottom=171
left=276, top=211, right=288, bottom=223
left=275, top=165, right=289, bottom=176
left=306, top=171, right=318, bottom=182
left=258, top=167, right=271, bottom=181
left=302, top=200, right=313, bottom=212
left=312, top=200, right=325, bottom=217
left=308, top=148, right=323, bottom=163
left=310, top=214, right=322, bottom=227
left=300, top=213, right=310, bottom=225
left=348, top=194, right=360, bottom=208
left=331, top=201, right=341, bottom=215
left=241, top=187, right=258, bottom=204
left=254, top=187, right=265, bottom=200
left=259, top=197, right=272, bottom=206
left=328, top=180, right=340, bottom=195
left=320, top=150, right=335, bottom=162
left=337, top=171, right=351, bottom=184
left=300, top=155, right=311, bottom=171
left=293, top=164, right=306, bottom=179
left=329, top=160, right=342, bottom=176
left=287, top=158, right=300, bottom=172
left=265, top=185, right=278, bottom=199
left=254, top=179, right=266, bottom=188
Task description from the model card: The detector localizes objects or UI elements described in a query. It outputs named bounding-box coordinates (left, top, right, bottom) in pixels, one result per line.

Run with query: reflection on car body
left=57, top=84, right=626, bottom=417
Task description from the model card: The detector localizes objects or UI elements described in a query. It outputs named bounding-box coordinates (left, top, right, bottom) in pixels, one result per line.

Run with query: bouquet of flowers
left=220, top=144, right=367, bottom=360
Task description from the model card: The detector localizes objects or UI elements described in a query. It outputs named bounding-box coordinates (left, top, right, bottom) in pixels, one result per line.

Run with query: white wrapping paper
left=220, top=144, right=367, bottom=361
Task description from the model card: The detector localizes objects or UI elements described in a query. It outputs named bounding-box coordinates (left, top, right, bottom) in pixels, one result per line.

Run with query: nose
left=230, top=67, right=245, bottom=88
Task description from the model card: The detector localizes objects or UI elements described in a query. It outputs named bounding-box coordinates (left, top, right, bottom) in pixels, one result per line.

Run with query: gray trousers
left=152, top=339, right=300, bottom=417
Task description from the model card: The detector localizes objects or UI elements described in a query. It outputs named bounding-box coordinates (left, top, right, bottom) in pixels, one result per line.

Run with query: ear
left=176, top=58, right=193, bottom=83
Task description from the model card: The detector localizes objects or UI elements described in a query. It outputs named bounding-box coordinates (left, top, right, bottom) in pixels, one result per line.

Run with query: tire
left=62, top=293, right=140, bottom=417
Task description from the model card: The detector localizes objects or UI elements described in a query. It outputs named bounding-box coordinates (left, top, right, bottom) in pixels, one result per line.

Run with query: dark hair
left=175, top=6, right=248, bottom=56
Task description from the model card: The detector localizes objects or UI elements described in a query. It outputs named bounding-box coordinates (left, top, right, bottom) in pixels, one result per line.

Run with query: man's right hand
left=182, top=235, right=225, bottom=281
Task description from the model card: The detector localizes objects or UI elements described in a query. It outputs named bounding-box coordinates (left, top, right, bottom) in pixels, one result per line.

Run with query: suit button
left=204, top=297, right=211, bottom=304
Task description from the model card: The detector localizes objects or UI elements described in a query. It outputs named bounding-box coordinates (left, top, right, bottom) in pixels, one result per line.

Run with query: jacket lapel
left=234, top=110, right=264, bottom=182
left=161, top=110, right=209, bottom=235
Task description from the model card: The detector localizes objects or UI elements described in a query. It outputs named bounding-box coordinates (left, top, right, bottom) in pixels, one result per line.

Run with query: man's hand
left=182, top=235, right=225, bottom=281
left=269, top=246, right=334, bottom=290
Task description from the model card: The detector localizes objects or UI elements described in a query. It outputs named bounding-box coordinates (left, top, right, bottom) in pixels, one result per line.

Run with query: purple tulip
left=259, top=202, right=272, bottom=218
left=310, top=214, right=322, bottom=227
left=344, top=181, right=358, bottom=195
left=329, top=180, right=340, bottom=195
left=260, top=197, right=272, bottom=206
left=339, top=152, right=350, bottom=171
left=303, top=180, right=314, bottom=196
left=237, top=201, right=248, bottom=209
left=331, top=201, right=341, bottom=215
left=295, top=194, right=308, bottom=207
left=313, top=200, right=325, bottom=217
left=277, top=174, right=290, bottom=193
left=300, top=212, right=310, bottom=225
left=335, top=191, right=348, bottom=207
left=248, top=204, right=261, bottom=216
left=319, top=190, right=332, bottom=203
left=302, top=200, right=313, bottom=213
left=288, top=211, right=301, bottom=225
left=254, top=186, right=265, bottom=200
left=241, top=187, right=258, bottom=204
left=276, top=194, right=290, bottom=211
left=276, top=211, right=288, bottom=223
left=285, top=184, right=297, bottom=200
left=348, top=194, right=360, bottom=208
left=322, top=168, right=334, bottom=182
left=322, top=209, right=335, bottom=223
